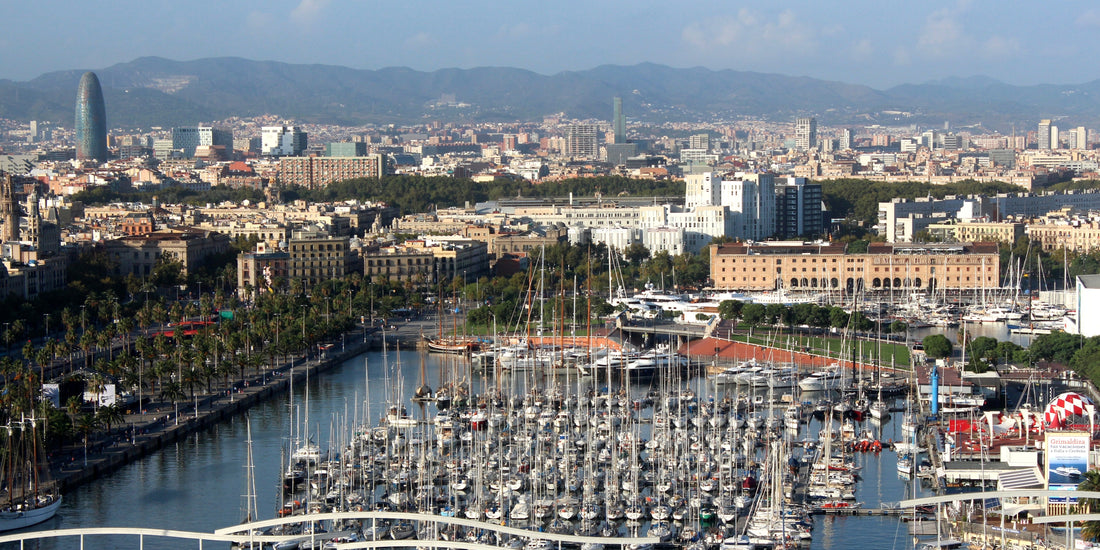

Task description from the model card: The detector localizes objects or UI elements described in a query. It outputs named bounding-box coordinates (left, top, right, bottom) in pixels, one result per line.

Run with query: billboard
left=1045, top=431, right=1090, bottom=504
left=41, top=384, right=60, bottom=408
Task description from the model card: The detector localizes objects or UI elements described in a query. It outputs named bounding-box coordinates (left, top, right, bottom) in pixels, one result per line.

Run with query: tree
left=923, top=334, right=953, bottom=359
left=741, top=303, right=766, bottom=327
left=1030, top=331, right=1084, bottom=365
left=1077, top=469, right=1100, bottom=541
left=717, top=300, right=744, bottom=322
left=889, top=320, right=908, bottom=334
left=95, top=404, right=123, bottom=433
left=623, top=243, right=650, bottom=266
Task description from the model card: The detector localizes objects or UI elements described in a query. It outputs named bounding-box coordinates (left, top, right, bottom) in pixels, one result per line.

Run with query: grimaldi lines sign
left=1045, top=431, right=1090, bottom=506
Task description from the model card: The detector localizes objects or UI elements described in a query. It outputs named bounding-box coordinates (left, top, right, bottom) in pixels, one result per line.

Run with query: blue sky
left=4, top=0, right=1099, bottom=88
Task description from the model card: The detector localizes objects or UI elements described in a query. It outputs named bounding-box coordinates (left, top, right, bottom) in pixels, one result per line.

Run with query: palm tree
left=95, top=405, right=124, bottom=434
left=1077, top=469, right=1100, bottom=541
left=65, top=394, right=82, bottom=425
left=159, top=381, right=185, bottom=418
left=76, top=412, right=100, bottom=463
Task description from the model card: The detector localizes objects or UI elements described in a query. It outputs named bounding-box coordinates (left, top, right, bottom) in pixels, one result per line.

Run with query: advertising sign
left=41, top=383, right=60, bottom=408
left=1046, top=431, right=1090, bottom=504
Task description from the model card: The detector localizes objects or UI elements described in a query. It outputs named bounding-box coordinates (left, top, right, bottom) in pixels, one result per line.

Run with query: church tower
left=0, top=174, right=19, bottom=243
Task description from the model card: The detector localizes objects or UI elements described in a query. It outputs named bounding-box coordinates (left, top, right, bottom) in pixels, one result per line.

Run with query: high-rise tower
left=795, top=117, right=817, bottom=150
left=612, top=97, right=625, bottom=144
left=75, top=72, right=108, bottom=161
left=1038, top=119, right=1052, bottom=150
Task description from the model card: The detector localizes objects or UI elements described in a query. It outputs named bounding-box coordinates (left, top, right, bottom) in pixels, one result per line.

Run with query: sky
left=3, top=0, right=1100, bottom=89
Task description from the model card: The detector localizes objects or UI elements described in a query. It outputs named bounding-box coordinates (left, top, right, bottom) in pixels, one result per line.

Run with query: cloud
left=893, top=47, right=912, bottom=66
left=681, top=8, right=814, bottom=54
left=1077, top=9, right=1100, bottom=28
left=917, top=7, right=963, bottom=56
left=246, top=10, right=276, bottom=32
left=496, top=23, right=531, bottom=40
left=915, top=3, right=1017, bottom=61
left=290, top=0, right=329, bottom=23
left=850, top=39, right=873, bottom=61
left=404, top=31, right=436, bottom=50
left=981, top=35, right=1019, bottom=58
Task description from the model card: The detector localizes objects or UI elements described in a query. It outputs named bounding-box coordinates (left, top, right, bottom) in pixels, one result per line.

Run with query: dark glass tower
left=612, top=96, right=625, bottom=143
left=75, top=72, right=107, bottom=161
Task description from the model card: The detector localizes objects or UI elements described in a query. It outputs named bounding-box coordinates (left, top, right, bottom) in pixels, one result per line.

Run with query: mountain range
left=2, top=56, right=1099, bottom=131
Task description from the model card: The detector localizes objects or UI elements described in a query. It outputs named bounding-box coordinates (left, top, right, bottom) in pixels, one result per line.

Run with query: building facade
left=710, top=241, right=1000, bottom=292
left=362, top=246, right=434, bottom=285
left=795, top=117, right=817, bottom=150
left=775, top=177, right=823, bottom=238
left=171, top=126, right=233, bottom=158
left=279, top=155, right=387, bottom=188
left=563, top=124, right=599, bottom=159
left=105, top=228, right=231, bottom=277
left=287, top=236, right=354, bottom=289
left=262, top=125, right=308, bottom=157
left=237, top=250, right=289, bottom=294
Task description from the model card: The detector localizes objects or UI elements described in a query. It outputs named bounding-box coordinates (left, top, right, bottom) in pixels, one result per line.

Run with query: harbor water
left=8, top=348, right=937, bottom=549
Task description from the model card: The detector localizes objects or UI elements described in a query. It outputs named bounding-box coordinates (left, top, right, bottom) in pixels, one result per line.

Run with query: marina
left=3, top=342, right=959, bottom=550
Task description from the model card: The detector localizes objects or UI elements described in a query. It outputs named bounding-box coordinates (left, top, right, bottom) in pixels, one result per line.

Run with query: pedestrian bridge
left=0, top=511, right=661, bottom=548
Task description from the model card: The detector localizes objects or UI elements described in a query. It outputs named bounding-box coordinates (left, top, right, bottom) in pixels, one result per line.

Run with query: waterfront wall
left=51, top=337, right=375, bottom=493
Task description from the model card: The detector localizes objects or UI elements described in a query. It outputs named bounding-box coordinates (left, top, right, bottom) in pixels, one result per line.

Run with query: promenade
left=44, top=315, right=438, bottom=494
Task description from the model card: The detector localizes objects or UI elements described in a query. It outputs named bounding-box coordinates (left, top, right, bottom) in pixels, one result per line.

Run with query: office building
left=1070, top=127, right=1088, bottom=150
left=840, top=129, right=854, bottom=150
left=689, top=134, right=711, bottom=152
left=612, top=97, right=625, bottom=144
left=776, top=177, right=823, bottom=239
left=1038, top=119, right=1052, bottom=150
left=563, top=124, right=599, bottom=159
left=795, top=117, right=817, bottom=150
left=262, top=125, right=308, bottom=156
left=326, top=142, right=369, bottom=157
left=75, top=72, right=108, bottom=161
left=171, top=126, right=233, bottom=158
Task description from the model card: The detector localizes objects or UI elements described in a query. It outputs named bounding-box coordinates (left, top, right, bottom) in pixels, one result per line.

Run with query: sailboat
left=0, top=414, right=62, bottom=532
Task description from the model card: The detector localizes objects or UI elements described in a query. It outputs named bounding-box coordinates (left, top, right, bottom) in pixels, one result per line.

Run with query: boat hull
left=0, top=495, right=62, bottom=532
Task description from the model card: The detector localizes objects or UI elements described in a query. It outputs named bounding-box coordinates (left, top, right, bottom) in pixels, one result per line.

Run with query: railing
left=0, top=511, right=661, bottom=549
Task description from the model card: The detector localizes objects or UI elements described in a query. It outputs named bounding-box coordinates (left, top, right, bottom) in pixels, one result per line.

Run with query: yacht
left=798, top=367, right=843, bottom=392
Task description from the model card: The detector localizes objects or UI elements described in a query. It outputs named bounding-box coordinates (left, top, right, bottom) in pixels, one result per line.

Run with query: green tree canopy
left=923, top=334, right=953, bottom=359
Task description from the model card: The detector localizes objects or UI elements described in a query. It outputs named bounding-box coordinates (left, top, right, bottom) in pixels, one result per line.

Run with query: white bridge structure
left=0, top=511, right=661, bottom=549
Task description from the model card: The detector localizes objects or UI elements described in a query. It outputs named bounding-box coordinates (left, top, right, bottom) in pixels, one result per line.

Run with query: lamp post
left=273, top=313, right=281, bottom=384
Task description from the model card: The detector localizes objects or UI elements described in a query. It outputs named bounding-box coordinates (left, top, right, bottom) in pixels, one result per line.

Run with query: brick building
left=710, top=241, right=1000, bottom=292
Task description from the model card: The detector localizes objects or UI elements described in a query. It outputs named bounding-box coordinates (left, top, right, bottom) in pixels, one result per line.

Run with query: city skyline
left=4, top=1, right=1100, bottom=89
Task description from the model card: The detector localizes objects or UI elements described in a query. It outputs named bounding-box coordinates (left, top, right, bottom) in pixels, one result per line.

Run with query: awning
left=997, top=503, right=1044, bottom=516
left=998, top=468, right=1043, bottom=490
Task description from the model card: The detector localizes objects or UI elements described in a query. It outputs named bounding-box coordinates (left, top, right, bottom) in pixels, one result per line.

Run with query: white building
left=685, top=172, right=722, bottom=210
left=795, top=117, right=817, bottom=150
left=262, top=125, right=308, bottom=157
left=591, top=226, right=637, bottom=251
left=642, top=226, right=685, bottom=256
left=1073, top=274, right=1100, bottom=337
left=721, top=173, right=776, bottom=242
